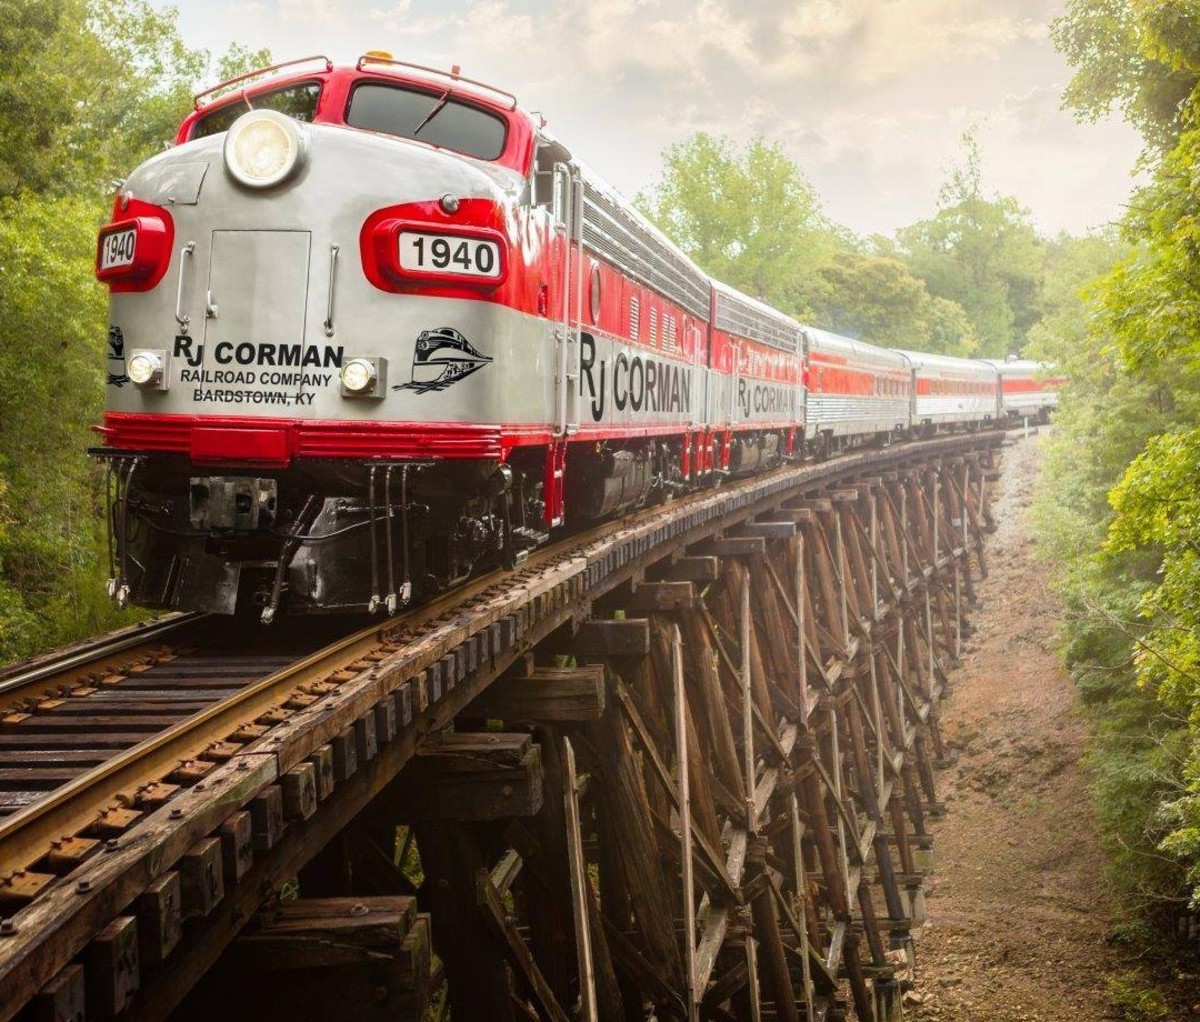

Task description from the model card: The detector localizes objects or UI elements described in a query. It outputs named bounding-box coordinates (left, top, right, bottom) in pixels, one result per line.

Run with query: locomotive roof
left=979, top=358, right=1058, bottom=376
left=805, top=326, right=912, bottom=368
left=191, top=54, right=521, bottom=114
left=897, top=349, right=1000, bottom=377
left=177, top=55, right=541, bottom=177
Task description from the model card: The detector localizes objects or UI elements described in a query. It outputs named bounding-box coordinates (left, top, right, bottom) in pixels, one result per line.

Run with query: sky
left=160, top=0, right=1144, bottom=239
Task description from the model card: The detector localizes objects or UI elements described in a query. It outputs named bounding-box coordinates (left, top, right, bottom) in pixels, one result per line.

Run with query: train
left=91, top=54, right=1064, bottom=622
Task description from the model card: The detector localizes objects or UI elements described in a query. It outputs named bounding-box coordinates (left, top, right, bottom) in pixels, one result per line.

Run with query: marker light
left=224, top=110, right=306, bottom=189
left=128, top=349, right=168, bottom=389
left=340, top=357, right=385, bottom=397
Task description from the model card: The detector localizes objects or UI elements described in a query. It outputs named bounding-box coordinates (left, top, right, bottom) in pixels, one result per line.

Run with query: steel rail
left=0, top=509, right=598, bottom=874
left=0, top=613, right=205, bottom=700
left=1, top=610, right=430, bottom=874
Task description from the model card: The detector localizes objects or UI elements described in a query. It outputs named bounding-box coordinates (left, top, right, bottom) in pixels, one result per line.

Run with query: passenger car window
left=346, top=83, right=507, bottom=161
left=192, top=82, right=322, bottom=139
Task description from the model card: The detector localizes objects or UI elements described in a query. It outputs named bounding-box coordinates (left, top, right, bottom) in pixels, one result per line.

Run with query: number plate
left=99, top=228, right=137, bottom=271
left=398, top=232, right=502, bottom=279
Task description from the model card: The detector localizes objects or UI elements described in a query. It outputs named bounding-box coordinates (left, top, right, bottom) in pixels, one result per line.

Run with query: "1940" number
left=99, top=228, right=136, bottom=271
left=398, top=232, right=501, bottom=279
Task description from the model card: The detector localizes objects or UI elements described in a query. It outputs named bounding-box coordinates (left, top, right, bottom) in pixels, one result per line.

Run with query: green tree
left=0, top=0, right=268, bottom=199
left=1053, top=0, right=1199, bottom=151
left=1037, top=0, right=1200, bottom=923
left=636, top=133, right=839, bottom=316
left=1025, top=230, right=1129, bottom=364
left=897, top=136, right=1046, bottom=357
left=808, top=249, right=978, bottom=355
left=0, top=2, right=269, bottom=659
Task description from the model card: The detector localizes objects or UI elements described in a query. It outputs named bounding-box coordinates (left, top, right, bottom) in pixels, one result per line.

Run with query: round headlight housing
left=128, top=350, right=164, bottom=387
left=340, top=358, right=378, bottom=394
left=224, top=110, right=307, bottom=189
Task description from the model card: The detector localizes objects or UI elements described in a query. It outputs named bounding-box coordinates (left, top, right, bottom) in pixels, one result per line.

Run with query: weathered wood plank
left=576, top=619, right=650, bottom=656
left=389, top=742, right=544, bottom=823
left=465, top=665, right=606, bottom=723
left=696, top=537, right=766, bottom=557
left=281, top=764, right=317, bottom=822
left=179, top=837, right=223, bottom=920
left=219, top=811, right=253, bottom=884
left=31, top=963, right=85, bottom=1022
left=739, top=521, right=797, bottom=540
left=86, top=916, right=139, bottom=1017
left=661, top=556, right=719, bottom=582
left=135, top=871, right=181, bottom=965
left=622, top=582, right=695, bottom=612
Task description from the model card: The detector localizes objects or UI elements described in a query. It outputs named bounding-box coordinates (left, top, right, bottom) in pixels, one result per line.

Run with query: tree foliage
left=1053, top=0, right=1199, bottom=151
left=896, top=136, right=1046, bottom=357
left=636, top=133, right=839, bottom=315
left=808, top=250, right=979, bottom=356
left=637, top=132, right=987, bottom=354
left=1038, top=0, right=1200, bottom=924
left=0, top=1, right=267, bottom=660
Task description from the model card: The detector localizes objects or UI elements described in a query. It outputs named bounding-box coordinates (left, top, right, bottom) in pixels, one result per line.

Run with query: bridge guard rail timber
left=0, top=433, right=1003, bottom=1022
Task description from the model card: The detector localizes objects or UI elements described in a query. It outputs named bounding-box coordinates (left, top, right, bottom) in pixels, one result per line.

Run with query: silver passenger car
left=898, top=350, right=999, bottom=427
left=805, top=327, right=912, bottom=439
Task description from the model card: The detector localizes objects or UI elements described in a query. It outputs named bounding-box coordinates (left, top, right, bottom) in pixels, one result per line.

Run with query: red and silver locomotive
left=92, top=55, right=1057, bottom=621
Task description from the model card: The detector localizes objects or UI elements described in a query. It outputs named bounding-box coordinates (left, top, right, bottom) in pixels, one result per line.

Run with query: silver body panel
left=982, top=359, right=1060, bottom=417
left=108, top=126, right=561, bottom=429
left=806, top=327, right=911, bottom=436
left=898, top=349, right=1000, bottom=425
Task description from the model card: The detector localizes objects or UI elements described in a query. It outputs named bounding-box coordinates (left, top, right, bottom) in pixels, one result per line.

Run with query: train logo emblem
left=106, top=325, right=129, bottom=387
left=397, top=327, right=492, bottom=394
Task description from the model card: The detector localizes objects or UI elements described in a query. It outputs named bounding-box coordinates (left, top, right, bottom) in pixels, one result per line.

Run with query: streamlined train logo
left=106, top=325, right=129, bottom=387
left=396, top=327, right=492, bottom=394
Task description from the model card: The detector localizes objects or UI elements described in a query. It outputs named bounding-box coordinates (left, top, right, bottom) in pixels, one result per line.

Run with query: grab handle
left=174, top=242, right=196, bottom=333
left=323, top=243, right=340, bottom=337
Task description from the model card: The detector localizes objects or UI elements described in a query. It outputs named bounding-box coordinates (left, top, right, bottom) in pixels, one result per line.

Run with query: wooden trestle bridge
left=0, top=432, right=1004, bottom=1022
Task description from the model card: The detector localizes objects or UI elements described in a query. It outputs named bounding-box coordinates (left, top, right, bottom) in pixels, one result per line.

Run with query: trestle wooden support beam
left=5, top=437, right=998, bottom=1022
left=429, top=453, right=996, bottom=1021
left=171, top=898, right=431, bottom=1022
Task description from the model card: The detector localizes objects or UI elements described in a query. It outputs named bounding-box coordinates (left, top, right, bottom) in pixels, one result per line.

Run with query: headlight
left=128, top=349, right=168, bottom=390
left=340, top=356, right=387, bottom=398
left=224, top=110, right=306, bottom=189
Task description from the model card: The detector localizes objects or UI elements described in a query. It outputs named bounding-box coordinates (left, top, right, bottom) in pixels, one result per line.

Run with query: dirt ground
left=903, top=433, right=1132, bottom=1021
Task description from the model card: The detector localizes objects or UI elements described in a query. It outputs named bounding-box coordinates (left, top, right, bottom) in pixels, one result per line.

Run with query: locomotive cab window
left=532, top=136, right=572, bottom=208
left=346, top=82, right=507, bottom=161
left=192, top=82, right=322, bottom=139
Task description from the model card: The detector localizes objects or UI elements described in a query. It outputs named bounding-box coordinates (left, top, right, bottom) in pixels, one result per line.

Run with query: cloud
left=168, top=0, right=1140, bottom=236
left=368, top=0, right=411, bottom=22
left=277, top=0, right=341, bottom=22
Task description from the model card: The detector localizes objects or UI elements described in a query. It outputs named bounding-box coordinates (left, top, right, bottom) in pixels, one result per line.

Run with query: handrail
left=193, top=55, right=333, bottom=109
left=355, top=53, right=519, bottom=110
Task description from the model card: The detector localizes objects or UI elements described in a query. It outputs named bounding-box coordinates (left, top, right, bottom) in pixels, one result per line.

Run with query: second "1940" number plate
left=398, top=232, right=501, bottom=279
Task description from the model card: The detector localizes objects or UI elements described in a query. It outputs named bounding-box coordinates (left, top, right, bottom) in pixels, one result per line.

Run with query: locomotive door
left=202, top=231, right=314, bottom=407
left=551, top=162, right=582, bottom=436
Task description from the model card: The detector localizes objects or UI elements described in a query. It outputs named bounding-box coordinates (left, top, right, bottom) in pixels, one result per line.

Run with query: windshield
left=346, top=82, right=507, bottom=161
left=192, top=82, right=322, bottom=139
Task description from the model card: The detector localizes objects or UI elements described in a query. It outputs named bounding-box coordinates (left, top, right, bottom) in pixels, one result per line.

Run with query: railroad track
left=0, top=614, right=390, bottom=901
left=0, top=484, right=670, bottom=908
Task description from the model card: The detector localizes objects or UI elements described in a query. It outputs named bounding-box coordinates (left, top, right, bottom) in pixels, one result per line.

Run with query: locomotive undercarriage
left=98, top=428, right=798, bottom=621
left=101, top=453, right=544, bottom=621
